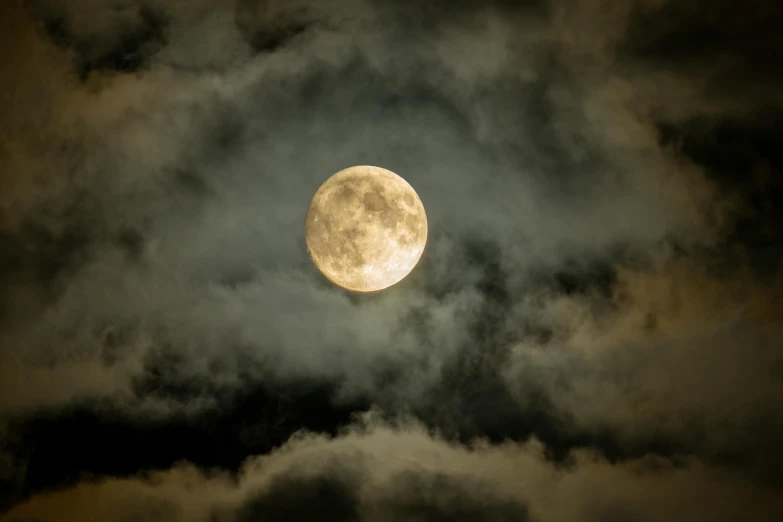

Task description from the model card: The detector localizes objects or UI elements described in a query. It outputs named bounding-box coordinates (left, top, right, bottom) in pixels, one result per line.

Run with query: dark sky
left=1, top=0, right=782, bottom=520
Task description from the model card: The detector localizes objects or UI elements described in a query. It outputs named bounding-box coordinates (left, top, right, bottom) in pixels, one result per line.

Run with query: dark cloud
left=237, top=472, right=362, bottom=522
left=4, top=421, right=783, bottom=522
left=234, top=0, right=313, bottom=54
left=659, top=115, right=783, bottom=262
left=625, top=0, right=783, bottom=78
left=1, top=0, right=782, bottom=519
left=375, top=470, right=531, bottom=522
left=42, top=5, right=169, bottom=80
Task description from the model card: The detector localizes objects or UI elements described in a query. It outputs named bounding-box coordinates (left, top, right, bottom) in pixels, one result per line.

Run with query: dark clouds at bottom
left=1, top=0, right=783, bottom=520
left=6, top=416, right=783, bottom=522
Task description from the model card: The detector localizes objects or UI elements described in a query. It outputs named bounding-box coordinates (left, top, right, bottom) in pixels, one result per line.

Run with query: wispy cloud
left=1, top=0, right=781, bottom=515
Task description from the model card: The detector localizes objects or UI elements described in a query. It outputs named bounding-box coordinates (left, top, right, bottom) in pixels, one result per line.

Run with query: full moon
left=305, top=165, right=428, bottom=292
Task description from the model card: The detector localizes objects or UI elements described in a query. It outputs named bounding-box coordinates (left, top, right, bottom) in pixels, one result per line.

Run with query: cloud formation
left=4, top=417, right=783, bottom=522
left=1, top=0, right=781, bottom=518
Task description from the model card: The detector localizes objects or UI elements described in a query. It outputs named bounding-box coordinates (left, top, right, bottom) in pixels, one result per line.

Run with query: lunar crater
left=363, top=191, right=388, bottom=211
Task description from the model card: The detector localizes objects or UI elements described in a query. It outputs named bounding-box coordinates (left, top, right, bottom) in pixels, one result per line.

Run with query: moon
left=305, top=165, right=428, bottom=292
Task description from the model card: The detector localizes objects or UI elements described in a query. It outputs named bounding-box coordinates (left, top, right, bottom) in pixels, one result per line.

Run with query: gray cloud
left=4, top=419, right=783, bottom=522
left=1, top=0, right=782, bottom=515
left=0, top=0, right=730, bottom=405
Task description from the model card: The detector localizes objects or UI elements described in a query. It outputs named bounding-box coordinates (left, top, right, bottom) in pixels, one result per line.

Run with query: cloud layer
left=1, top=0, right=782, bottom=519
left=6, top=416, right=783, bottom=522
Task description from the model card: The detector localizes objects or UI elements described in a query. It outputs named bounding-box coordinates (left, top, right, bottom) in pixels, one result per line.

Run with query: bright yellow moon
left=305, top=165, right=428, bottom=292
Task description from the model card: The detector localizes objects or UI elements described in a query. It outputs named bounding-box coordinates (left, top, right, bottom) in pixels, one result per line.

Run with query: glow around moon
left=305, top=166, right=428, bottom=292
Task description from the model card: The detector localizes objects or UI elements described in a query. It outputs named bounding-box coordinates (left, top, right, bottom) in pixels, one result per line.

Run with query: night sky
left=2, top=0, right=783, bottom=520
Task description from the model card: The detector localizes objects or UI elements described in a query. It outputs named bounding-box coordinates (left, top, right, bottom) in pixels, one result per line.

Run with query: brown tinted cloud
left=1, top=0, right=781, bottom=520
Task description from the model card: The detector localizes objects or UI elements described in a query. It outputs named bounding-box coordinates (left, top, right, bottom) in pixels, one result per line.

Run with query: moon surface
left=305, top=166, right=428, bottom=292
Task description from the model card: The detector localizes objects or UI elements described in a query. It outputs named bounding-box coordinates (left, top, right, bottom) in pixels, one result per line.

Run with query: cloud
left=3, top=418, right=783, bottom=522
left=0, top=0, right=734, bottom=410
left=503, top=260, right=783, bottom=479
left=1, top=0, right=782, bottom=514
